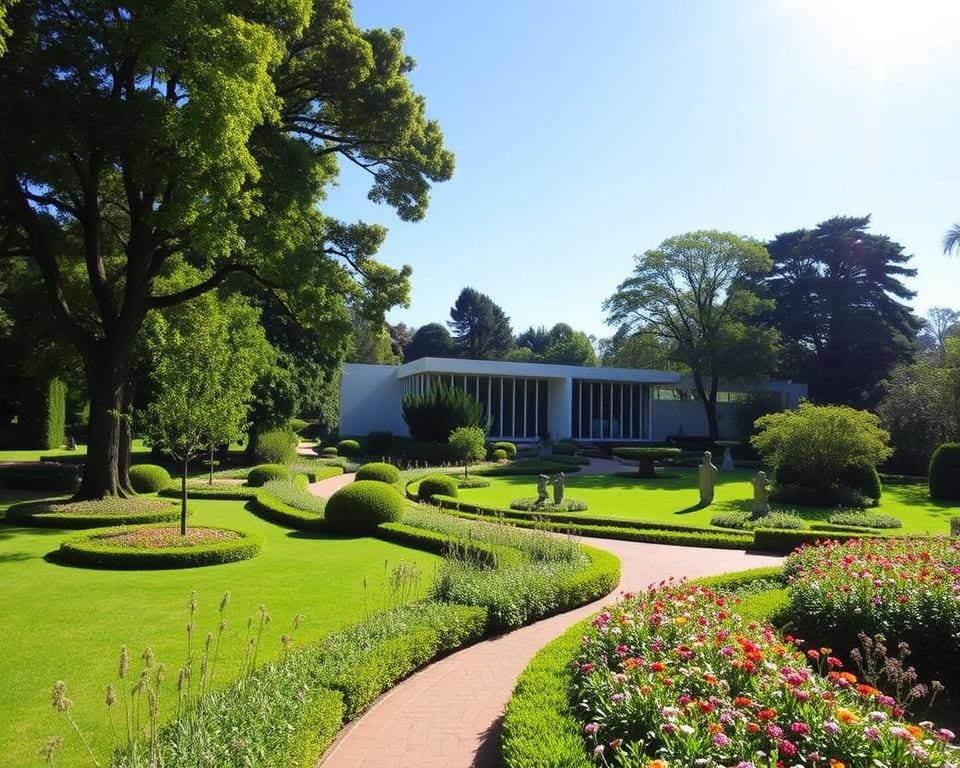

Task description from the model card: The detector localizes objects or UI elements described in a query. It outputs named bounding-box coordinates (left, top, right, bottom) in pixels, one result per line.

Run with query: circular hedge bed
left=57, top=525, right=262, bottom=568
left=5, top=497, right=179, bottom=529
left=611, top=447, right=682, bottom=477
left=324, top=480, right=405, bottom=534
left=129, top=464, right=172, bottom=493
left=509, top=497, right=588, bottom=513
left=355, top=461, right=401, bottom=484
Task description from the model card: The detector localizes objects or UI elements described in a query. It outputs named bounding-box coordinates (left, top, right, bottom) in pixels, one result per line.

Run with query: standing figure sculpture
left=698, top=451, right=718, bottom=506
left=536, top=474, right=549, bottom=505
left=551, top=472, right=565, bottom=504
left=751, top=471, right=770, bottom=518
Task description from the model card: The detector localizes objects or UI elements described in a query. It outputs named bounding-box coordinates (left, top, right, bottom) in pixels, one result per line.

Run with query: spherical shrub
left=254, top=429, right=297, bottom=464
left=322, top=447, right=338, bottom=457
left=930, top=443, right=960, bottom=501
left=247, top=464, right=292, bottom=487
left=492, top=448, right=507, bottom=462
left=838, top=460, right=882, bottom=502
left=324, top=480, right=405, bottom=534
left=337, top=439, right=361, bottom=457
left=355, top=461, right=401, bottom=484
left=417, top=475, right=458, bottom=502
left=129, top=464, right=172, bottom=494
left=491, top=441, right=517, bottom=458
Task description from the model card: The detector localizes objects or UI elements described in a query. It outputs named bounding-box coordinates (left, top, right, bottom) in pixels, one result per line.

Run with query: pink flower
left=713, top=733, right=730, bottom=747
left=790, top=722, right=810, bottom=736
left=584, top=722, right=599, bottom=735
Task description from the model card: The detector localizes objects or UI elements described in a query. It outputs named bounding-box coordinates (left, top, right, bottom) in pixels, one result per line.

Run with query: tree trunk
left=181, top=457, right=189, bottom=536
left=209, top=446, right=215, bottom=485
left=693, top=372, right=722, bottom=442
left=75, top=348, right=128, bottom=499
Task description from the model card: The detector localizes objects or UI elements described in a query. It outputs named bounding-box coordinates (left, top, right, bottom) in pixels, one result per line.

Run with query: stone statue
left=536, top=474, right=549, bottom=505
left=751, top=471, right=770, bottom=518
left=551, top=472, right=565, bottom=504
left=698, top=451, right=718, bottom=506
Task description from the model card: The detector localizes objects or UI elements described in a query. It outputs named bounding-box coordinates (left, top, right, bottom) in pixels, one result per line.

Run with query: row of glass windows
left=399, top=373, right=548, bottom=439
left=653, top=388, right=773, bottom=403
left=571, top=380, right=649, bottom=440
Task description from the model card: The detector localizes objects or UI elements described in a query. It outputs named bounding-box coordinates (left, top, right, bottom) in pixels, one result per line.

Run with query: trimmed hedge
left=491, top=441, right=517, bottom=458
left=5, top=497, right=179, bottom=529
left=159, top=483, right=257, bottom=501
left=321, top=446, right=338, bottom=457
left=336, top=439, right=361, bottom=457
left=510, top=497, right=588, bottom=513
left=57, top=525, right=263, bottom=568
left=826, top=510, right=903, bottom=529
left=247, top=464, right=292, bottom=487
left=838, top=460, right=882, bottom=502
left=290, top=463, right=343, bottom=483
left=417, top=474, right=458, bottom=502
left=0, top=462, right=81, bottom=492
left=930, top=443, right=960, bottom=501
left=355, top=461, right=401, bottom=484
left=377, top=522, right=503, bottom=568
left=752, top=527, right=878, bottom=554
left=18, top=377, right=66, bottom=449
left=492, top=448, right=507, bottom=461
left=129, top=464, right=172, bottom=493
left=250, top=492, right=325, bottom=532
left=476, top=457, right=585, bottom=477
left=551, top=441, right=577, bottom=456
left=611, top=446, right=682, bottom=477
left=324, top=481, right=405, bottom=534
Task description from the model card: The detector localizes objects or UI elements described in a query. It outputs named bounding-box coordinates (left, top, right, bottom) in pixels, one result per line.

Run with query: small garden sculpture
left=751, top=470, right=770, bottom=518
left=537, top=474, right=549, bottom=504
left=698, top=451, right=717, bottom=505
left=551, top=472, right=565, bottom=504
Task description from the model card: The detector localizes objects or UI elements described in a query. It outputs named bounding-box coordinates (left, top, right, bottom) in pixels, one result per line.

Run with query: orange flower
left=646, top=761, right=668, bottom=768
left=829, top=761, right=846, bottom=768
left=835, top=708, right=858, bottom=725
left=907, top=724, right=924, bottom=739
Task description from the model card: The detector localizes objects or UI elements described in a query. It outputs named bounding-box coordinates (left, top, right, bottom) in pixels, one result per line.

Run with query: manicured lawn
left=454, top=469, right=957, bottom=535
left=0, top=491, right=441, bottom=767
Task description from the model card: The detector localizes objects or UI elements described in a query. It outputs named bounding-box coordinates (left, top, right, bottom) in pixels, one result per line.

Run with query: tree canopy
left=403, top=322, right=455, bottom=361
left=764, top=216, right=921, bottom=407
left=604, top=230, right=778, bottom=438
left=511, top=323, right=597, bottom=366
left=0, top=0, right=452, bottom=496
left=447, top=288, right=513, bottom=360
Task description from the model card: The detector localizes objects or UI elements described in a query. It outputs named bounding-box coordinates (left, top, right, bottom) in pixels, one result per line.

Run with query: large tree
left=604, top=230, right=779, bottom=439
left=404, top=322, right=455, bottom=361
left=448, top=287, right=513, bottom=360
left=764, top=216, right=921, bottom=406
left=0, top=1, right=452, bottom=497
left=919, top=306, right=960, bottom=361
left=512, top=323, right=597, bottom=366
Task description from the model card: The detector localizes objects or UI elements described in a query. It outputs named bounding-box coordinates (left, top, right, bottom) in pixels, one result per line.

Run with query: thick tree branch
left=146, top=263, right=284, bottom=309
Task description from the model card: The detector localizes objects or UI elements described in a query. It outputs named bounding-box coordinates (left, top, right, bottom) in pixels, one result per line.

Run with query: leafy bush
left=129, top=464, right=172, bottom=493
left=710, top=510, right=805, bottom=530
left=321, top=446, right=338, bottom=457
left=492, top=448, right=507, bottom=461
left=551, top=440, right=577, bottom=456
left=770, top=483, right=870, bottom=509
left=953, top=516, right=960, bottom=537
left=611, top=446, right=682, bottom=477
left=366, top=430, right=394, bottom=454
left=929, top=443, right=960, bottom=501
left=288, top=417, right=309, bottom=434
left=752, top=402, right=892, bottom=501
left=457, top=477, right=490, bottom=489
left=159, top=483, right=257, bottom=500
left=401, top=384, right=485, bottom=442
left=355, top=461, right=401, bottom=484
left=58, top=525, right=262, bottom=568
left=827, top=510, right=903, bottom=529
left=491, top=441, right=517, bottom=458
left=18, top=377, right=66, bottom=449
left=324, top=480, right=405, bottom=534
left=838, top=459, right=882, bottom=502
left=247, top=463, right=292, bottom=487
left=448, top=426, right=486, bottom=475
left=509, top=497, right=588, bottom=512
left=417, top=474, right=458, bottom=502
left=254, top=428, right=298, bottom=464
left=0, top=461, right=81, bottom=491
left=6, top=497, right=178, bottom=528
left=336, top=438, right=361, bottom=457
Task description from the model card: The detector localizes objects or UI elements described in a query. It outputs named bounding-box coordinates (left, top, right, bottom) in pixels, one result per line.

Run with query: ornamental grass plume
left=50, top=681, right=99, bottom=766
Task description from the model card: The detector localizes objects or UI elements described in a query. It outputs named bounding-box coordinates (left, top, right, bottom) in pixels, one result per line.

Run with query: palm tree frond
left=942, top=223, right=960, bottom=255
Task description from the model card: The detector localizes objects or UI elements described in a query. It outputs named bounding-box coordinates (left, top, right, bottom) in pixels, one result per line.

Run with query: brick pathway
left=317, top=530, right=782, bottom=767
left=309, top=471, right=356, bottom=498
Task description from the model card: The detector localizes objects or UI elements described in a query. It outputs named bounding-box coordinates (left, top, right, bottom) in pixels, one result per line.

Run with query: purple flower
left=713, top=733, right=730, bottom=747
left=584, top=722, right=599, bottom=736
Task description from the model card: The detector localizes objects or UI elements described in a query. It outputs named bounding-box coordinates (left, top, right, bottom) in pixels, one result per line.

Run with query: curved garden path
left=310, top=465, right=783, bottom=768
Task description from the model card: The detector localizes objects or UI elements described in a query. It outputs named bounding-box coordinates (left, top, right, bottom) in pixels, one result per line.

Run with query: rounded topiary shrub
left=247, top=464, right=292, bottom=487
left=491, top=441, right=517, bottom=458
left=324, top=480, right=405, bottom=534
left=837, top=460, right=882, bottom=502
left=492, top=448, right=507, bottom=461
left=355, top=461, right=401, bottom=484
left=417, top=474, right=458, bottom=502
left=321, top=446, right=338, bottom=457
left=930, top=443, right=960, bottom=501
left=337, top=439, right=361, bottom=457
left=129, top=464, right=172, bottom=494
left=253, top=428, right=298, bottom=465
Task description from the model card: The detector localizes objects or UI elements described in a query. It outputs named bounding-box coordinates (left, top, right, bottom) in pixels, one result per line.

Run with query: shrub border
left=249, top=491, right=326, bottom=532
left=4, top=499, right=180, bottom=529
left=57, top=524, right=263, bottom=569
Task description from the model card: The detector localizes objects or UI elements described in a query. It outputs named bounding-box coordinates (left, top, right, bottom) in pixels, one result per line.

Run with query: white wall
left=547, top=378, right=572, bottom=439
left=339, top=364, right=408, bottom=437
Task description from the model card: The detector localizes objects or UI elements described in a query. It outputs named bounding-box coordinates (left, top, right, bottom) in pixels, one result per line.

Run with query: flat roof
left=396, top=357, right=684, bottom=384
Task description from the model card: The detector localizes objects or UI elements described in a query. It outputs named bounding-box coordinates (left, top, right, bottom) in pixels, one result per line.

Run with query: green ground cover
left=453, top=469, right=957, bottom=535
left=0, top=490, right=441, bottom=767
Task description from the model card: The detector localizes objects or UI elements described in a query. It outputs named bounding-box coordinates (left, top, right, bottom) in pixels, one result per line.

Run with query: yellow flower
left=674, top=616, right=687, bottom=626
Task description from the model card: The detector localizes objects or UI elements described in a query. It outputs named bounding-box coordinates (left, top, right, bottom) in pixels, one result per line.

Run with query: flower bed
left=782, top=537, right=960, bottom=693
left=4, top=497, right=178, bottom=528
left=510, top=497, right=589, bottom=512
left=57, top=525, right=262, bottom=568
left=570, top=581, right=956, bottom=766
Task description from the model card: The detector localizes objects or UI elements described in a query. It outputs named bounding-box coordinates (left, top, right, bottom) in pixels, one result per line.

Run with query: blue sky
left=321, top=1, right=960, bottom=341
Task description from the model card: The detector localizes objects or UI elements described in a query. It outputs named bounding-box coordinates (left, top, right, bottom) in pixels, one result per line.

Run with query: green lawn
left=454, top=469, right=958, bottom=535
left=0, top=491, right=441, bottom=767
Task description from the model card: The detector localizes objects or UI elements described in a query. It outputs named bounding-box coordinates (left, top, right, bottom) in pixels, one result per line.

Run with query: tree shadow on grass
left=674, top=501, right=709, bottom=514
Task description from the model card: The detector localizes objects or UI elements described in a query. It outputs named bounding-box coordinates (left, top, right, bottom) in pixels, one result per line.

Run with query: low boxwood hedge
left=491, top=441, right=517, bottom=458
left=57, top=525, right=263, bottom=568
left=324, top=481, right=405, bottom=534
left=159, top=483, right=258, bottom=501
left=752, top=527, right=878, bottom=553
left=355, top=461, right=401, bottom=484
left=247, top=463, right=292, bottom=487
left=510, top=497, right=588, bottom=513
left=0, top=462, right=81, bottom=492
left=5, top=497, right=179, bottom=529
left=250, top=492, right=325, bottom=532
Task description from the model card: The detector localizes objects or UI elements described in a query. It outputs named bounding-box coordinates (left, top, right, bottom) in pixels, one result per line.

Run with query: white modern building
left=339, top=357, right=806, bottom=442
